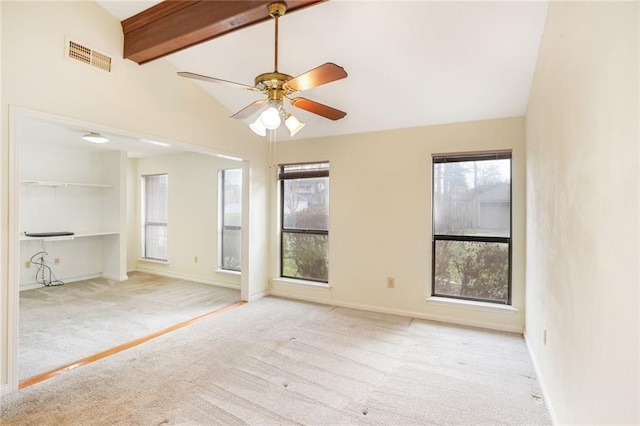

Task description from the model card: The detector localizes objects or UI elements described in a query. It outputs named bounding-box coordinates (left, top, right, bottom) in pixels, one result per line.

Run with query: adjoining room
left=17, top=114, right=244, bottom=383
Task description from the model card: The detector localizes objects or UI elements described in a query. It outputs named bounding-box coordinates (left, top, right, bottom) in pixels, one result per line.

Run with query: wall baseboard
left=19, top=283, right=44, bottom=291
left=19, top=273, right=103, bottom=291
left=133, top=267, right=240, bottom=290
left=249, top=290, right=269, bottom=302
left=268, top=290, right=523, bottom=334
left=524, top=330, right=558, bottom=425
left=101, top=273, right=128, bottom=281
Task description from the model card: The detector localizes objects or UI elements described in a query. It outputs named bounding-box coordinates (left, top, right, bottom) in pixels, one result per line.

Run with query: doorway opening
left=8, top=107, right=251, bottom=391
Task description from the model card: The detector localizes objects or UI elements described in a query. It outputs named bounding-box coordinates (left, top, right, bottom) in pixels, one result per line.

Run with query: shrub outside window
left=279, top=162, right=329, bottom=282
left=432, top=152, right=512, bottom=304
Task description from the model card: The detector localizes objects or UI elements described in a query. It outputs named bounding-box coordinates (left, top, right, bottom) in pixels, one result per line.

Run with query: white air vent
left=67, top=39, right=112, bottom=73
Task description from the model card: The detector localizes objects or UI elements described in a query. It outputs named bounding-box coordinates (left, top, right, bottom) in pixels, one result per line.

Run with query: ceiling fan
left=177, top=1, right=347, bottom=137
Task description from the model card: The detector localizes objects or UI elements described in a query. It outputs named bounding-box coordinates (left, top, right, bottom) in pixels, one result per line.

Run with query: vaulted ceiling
left=98, top=0, right=549, bottom=141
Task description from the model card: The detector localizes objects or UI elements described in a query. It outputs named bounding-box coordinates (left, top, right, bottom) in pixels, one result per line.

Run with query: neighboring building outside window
left=279, top=162, right=329, bottom=282
left=432, top=152, right=512, bottom=304
left=142, top=173, right=168, bottom=261
left=220, top=168, right=242, bottom=271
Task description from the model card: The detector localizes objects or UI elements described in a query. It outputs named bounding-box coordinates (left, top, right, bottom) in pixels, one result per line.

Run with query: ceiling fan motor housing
left=255, top=72, right=293, bottom=101
left=177, top=0, right=348, bottom=126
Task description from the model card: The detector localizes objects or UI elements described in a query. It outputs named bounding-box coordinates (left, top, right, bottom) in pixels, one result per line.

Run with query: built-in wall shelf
left=19, top=147, right=127, bottom=287
left=19, top=231, right=120, bottom=241
left=20, top=180, right=113, bottom=188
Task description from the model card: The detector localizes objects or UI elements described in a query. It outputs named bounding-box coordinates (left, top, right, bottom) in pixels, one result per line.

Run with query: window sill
left=426, top=296, right=519, bottom=314
left=271, top=277, right=331, bottom=289
left=139, top=258, right=169, bottom=265
left=216, top=269, right=241, bottom=276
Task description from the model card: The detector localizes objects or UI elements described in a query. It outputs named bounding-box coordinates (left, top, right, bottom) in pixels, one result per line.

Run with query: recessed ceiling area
left=97, top=0, right=549, bottom=140
left=20, top=116, right=186, bottom=159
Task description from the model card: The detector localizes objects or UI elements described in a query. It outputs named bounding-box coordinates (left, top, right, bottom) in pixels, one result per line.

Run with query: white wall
left=20, top=146, right=109, bottom=233
left=0, top=1, right=270, bottom=392
left=525, top=2, right=639, bottom=424
left=272, top=117, right=526, bottom=333
left=19, top=142, right=126, bottom=286
left=130, top=153, right=242, bottom=288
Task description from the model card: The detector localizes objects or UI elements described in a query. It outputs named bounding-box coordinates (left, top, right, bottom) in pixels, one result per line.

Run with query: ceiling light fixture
left=178, top=1, right=346, bottom=139
left=259, top=101, right=283, bottom=130
left=248, top=100, right=306, bottom=137
left=284, top=114, right=306, bottom=137
left=81, top=132, right=109, bottom=144
left=249, top=118, right=267, bottom=137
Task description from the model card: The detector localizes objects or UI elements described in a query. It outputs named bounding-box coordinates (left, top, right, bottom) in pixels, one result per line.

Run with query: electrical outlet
left=387, top=277, right=395, bottom=288
left=543, top=329, right=548, bottom=346
left=194, top=256, right=198, bottom=263
left=25, top=261, right=31, bottom=269
left=54, top=258, right=60, bottom=265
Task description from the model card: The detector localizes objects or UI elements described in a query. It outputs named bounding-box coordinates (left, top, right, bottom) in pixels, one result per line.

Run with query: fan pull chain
left=269, top=129, right=278, bottom=169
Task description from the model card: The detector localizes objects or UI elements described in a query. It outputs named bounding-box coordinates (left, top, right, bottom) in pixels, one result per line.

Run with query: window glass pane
left=282, top=232, right=328, bottom=281
left=143, top=174, right=168, bottom=261
left=145, top=224, right=167, bottom=260
left=221, top=228, right=241, bottom=271
left=434, top=240, right=508, bottom=303
left=433, top=159, right=510, bottom=237
left=223, top=169, right=242, bottom=227
left=145, top=174, right=168, bottom=223
left=283, top=177, right=329, bottom=231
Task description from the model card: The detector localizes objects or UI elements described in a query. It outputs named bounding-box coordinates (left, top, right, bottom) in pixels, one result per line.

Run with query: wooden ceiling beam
left=122, top=0, right=326, bottom=65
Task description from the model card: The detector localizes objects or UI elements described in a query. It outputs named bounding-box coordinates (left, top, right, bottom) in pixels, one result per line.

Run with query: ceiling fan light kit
left=249, top=119, right=267, bottom=137
left=285, top=114, right=306, bottom=137
left=178, top=1, right=347, bottom=138
left=259, top=100, right=284, bottom=130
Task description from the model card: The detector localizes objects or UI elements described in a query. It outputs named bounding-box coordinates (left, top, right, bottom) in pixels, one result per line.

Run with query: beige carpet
left=19, top=271, right=240, bottom=380
left=2, top=296, right=550, bottom=425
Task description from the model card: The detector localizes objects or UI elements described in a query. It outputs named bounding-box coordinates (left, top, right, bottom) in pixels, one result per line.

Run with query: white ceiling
left=97, top=0, right=549, bottom=141
left=21, top=116, right=187, bottom=159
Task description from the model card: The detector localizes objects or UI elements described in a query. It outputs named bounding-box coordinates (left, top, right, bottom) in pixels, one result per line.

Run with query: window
left=432, top=152, right=512, bottom=304
left=142, top=174, right=168, bottom=261
left=279, top=162, right=329, bottom=282
left=220, top=168, right=242, bottom=271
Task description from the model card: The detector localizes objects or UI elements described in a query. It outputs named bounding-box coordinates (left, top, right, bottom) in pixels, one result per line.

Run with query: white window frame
left=141, top=173, right=168, bottom=262
left=219, top=168, right=242, bottom=272
left=431, top=152, right=512, bottom=305
left=278, top=162, right=330, bottom=283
